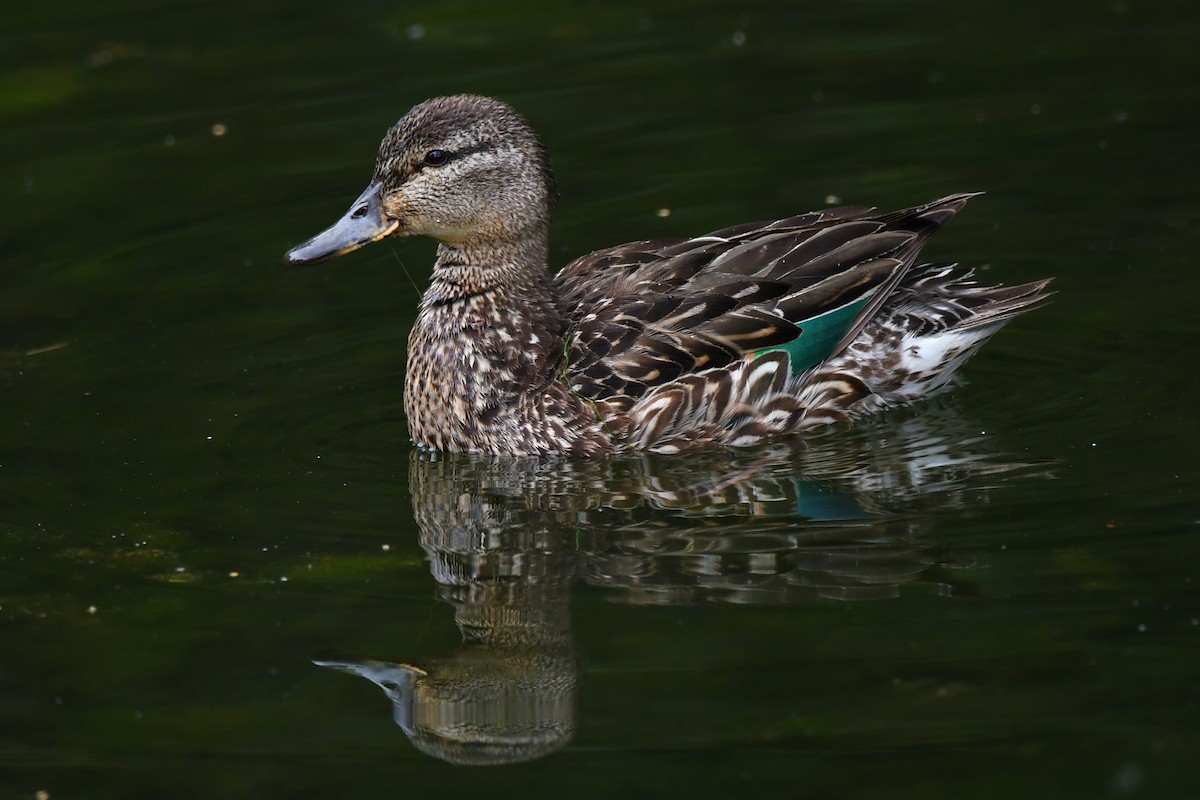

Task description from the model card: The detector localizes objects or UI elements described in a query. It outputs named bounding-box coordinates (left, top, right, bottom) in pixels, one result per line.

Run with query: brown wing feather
left=554, top=195, right=976, bottom=403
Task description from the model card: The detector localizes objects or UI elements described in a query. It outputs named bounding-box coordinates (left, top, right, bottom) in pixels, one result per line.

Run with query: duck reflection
left=316, top=402, right=1047, bottom=765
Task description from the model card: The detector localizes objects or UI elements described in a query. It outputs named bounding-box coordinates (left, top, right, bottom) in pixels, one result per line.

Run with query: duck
left=286, top=94, right=1051, bottom=457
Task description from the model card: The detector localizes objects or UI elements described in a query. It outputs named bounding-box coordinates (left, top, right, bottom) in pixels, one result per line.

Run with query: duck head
left=286, top=94, right=556, bottom=264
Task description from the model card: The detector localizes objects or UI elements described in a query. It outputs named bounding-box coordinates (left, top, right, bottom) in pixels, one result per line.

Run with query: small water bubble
left=1030, top=103, right=1042, bottom=115
left=1111, top=109, right=1129, bottom=123
left=731, top=30, right=746, bottom=47
left=1136, top=623, right=1147, bottom=633
left=381, top=544, right=391, bottom=551
left=163, top=134, right=175, bottom=147
left=280, top=576, right=289, bottom=582
left=656, top=208, right=671, bottom=218
left=407, top=23, right=426, bottom=40
left=86, top=605, right=97, bottom=615
left=36, top=791, right=50, bottom=800
left=824, top=195, right=841, bottom=205
left=228, top=571, right=240, bottom=578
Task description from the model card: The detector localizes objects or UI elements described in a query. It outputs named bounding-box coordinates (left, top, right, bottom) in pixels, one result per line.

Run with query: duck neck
left=423, top=233, right=556, bottom=311
left=411, top=232, right=565, bottom=384
left=405, top=233, right=572, bottom=452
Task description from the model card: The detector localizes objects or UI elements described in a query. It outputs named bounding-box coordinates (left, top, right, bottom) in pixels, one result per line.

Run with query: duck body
left=287, top=95, right=1051, bottom=457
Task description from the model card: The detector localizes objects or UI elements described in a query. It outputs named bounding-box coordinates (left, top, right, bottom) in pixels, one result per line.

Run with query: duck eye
left=424, top=149, right=451, bottom=167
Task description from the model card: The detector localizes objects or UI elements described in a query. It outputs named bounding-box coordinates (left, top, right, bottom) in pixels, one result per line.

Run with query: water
left=3, top=0, right=1199, bottom=796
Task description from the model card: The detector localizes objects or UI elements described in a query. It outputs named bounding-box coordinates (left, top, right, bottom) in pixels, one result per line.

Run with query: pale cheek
left=386, top=187, right=479, bottom=241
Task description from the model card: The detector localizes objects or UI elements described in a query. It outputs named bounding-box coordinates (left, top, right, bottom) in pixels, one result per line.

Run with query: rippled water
left=3, top=0, right=1199, bottom=797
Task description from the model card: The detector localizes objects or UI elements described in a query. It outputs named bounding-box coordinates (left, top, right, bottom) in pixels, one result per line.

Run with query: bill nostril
left=350, top=204, right=369, bottom=219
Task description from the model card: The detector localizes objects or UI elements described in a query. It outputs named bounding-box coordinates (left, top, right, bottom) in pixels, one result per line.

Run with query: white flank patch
left=900, top=329, right=992, bottom=375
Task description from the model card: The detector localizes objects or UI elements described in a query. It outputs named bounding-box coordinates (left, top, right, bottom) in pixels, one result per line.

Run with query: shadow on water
left=314, top=400, right=1051, bottom=765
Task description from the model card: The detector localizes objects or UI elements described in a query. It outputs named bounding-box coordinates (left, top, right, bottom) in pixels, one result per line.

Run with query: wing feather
left=555, top=195, right=980, bottom=403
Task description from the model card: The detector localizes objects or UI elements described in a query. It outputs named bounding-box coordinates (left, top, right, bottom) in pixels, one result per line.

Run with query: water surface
left=3, top=1, right=1199, bottom=797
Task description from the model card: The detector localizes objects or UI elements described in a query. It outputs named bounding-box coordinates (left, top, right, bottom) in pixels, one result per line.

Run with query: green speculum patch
left=753, top=293, right=873, bottom=374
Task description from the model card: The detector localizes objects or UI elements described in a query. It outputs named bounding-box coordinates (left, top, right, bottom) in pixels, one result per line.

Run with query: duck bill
left=285, top=182, right=399, bottom=264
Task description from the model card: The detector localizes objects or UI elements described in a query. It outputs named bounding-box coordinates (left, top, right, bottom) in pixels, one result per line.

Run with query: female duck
left=287, top=95, right=1049, bottom=457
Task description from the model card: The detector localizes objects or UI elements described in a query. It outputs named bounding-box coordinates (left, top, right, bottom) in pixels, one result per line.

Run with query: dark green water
left=3, top=0, right=1199, bottom=796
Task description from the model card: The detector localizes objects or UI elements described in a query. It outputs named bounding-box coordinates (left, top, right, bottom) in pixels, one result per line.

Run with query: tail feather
left=952, top=277, right=1055, bottom=330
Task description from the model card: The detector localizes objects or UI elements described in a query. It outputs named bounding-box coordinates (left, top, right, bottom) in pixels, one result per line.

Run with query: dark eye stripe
left=424, top=141, right=493, bottom=167
left=452, top=141, right=493, bottom=159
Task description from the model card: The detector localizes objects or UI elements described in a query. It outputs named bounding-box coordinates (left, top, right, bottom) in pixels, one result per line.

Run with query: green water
left=3, top=0, right=1199, bottom=796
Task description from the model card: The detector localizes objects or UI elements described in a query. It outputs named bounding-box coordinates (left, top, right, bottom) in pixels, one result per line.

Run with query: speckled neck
left=403, top=231, right=605, bottom=456
left=422, top=235, right=555, bottom=308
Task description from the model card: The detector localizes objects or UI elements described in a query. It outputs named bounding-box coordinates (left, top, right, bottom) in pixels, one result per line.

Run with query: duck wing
left=553, top=194, right=978, bottom=404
